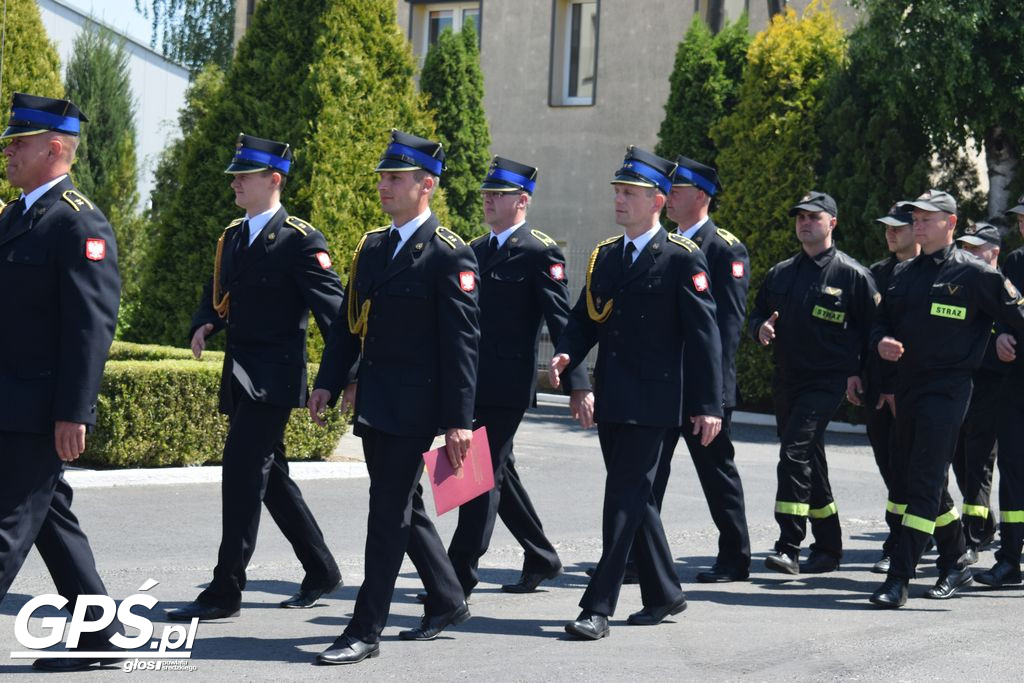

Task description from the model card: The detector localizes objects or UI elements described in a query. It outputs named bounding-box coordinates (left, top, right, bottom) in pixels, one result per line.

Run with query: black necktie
left=234, top=219, right=250, bottom=258
left=385, top=228, right=401, bottom=264
left=484, top=235, right=498, bottom=264
left=0, top=197, right=25, bottom=241
left=623, top=241, right=636, bottom=268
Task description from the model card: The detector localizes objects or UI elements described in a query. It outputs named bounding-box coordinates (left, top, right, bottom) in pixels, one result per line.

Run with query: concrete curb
left=64, top=460, right=367, bottom=489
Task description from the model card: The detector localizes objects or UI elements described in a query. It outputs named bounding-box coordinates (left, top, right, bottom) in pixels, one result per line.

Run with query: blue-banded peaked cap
left=376, top=129, right=445, bottom=176
left=2, top=92, right=87, bottom=139
left=672, top=155, right=721, bottom=196
left=611, top=146, right=676, bottom=195
left=480, top=156, right=537, bottom=193
left=225, top=133, right=292, bottom=175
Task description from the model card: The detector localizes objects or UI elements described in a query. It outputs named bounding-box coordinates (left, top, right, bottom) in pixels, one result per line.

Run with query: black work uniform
left=864, top=255, right=903, bottom=556
left=0, top=178, right=122, bottom=649
left=871, top=244, right=1024, bottom=580
left=315, top=215, right=480, bottom=643
left=556, top=229, right=722, bottom=617
left=991, top=247, right=1024, bottom=568
left=749, top=246, right=878, bottom=561
left=650, top=219, right=751, bottom=573
left=446, top=226, right=589, bottom=595
left=189, top=208, right=344, bottom=610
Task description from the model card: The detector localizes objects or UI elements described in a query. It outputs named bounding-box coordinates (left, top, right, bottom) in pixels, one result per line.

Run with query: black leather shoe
left=870, top=576, right=908, bottom=608
left=696, top=565, right=750, bottom=583
left=800, top=552, right=840, bottom=574
left=398, top=601, right=470, bottom=641
left=626, top=594, right=687, bottom=625
left=166, top=600, right=239, bottom=621
left=764, top=552, right=799, bottom=575
left=871, top=554, right=891, bottom=574
left=924, top=567, right=973, bottom=599
left=281, top=578, right=342, bottom=608
left=316, top=635, right=379, bottom=665
left=974, top=561, right=1023, bottom=588
left=962, top=547, right=979, bottom=566
left=33, top=655, right=124, bottom=672
left=564, top=611, right=609, bottom=640
left=501, top=566, right=563, bottom=593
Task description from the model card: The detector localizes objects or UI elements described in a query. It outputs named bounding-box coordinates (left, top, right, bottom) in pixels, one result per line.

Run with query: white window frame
left=550, top=0, right=599, bottom=107
left=418, top=1, right=482, bottom=52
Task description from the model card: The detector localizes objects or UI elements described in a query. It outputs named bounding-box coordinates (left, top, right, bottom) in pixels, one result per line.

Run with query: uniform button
left=366, top=360, right=373, bottom=366
left=610, top=351, right=617, bottom=357
left=368, top=336, right=375, bottom=343
left=611, top=330, right=619, bottom=336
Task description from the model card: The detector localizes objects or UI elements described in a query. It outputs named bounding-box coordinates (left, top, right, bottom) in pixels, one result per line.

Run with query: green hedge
left=86, top=355, right=345, bottom=468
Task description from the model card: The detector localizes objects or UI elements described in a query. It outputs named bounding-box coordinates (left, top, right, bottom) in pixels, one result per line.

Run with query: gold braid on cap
left=585, top=236, right=619, bottom=323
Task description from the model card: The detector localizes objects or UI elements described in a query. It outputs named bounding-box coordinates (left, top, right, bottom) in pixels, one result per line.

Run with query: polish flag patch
left=549, top=263, right=566, bottom=281
left=315, top=251, right=332, bottom=269
left=459, top=271, right=476, bottom=292
left=731, top=261, right=745, bottom=278
left=692, top=272, right=709, bottom=292
left=85, top=238, right=106, bottom=261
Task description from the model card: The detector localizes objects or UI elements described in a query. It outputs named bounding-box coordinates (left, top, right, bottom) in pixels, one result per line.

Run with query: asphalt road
left=1, top=404, right=1017, bottom=680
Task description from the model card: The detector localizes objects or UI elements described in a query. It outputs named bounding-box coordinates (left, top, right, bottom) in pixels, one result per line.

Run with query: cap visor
left=1005, top=205, right=1024, bottom=216
left=897, top=200, right=944, bottom=212
left=788, top=203, right=827, bottom=216
left=611, top=175, right=656, bottom=189
left=956, top=236, right=987, bottom=246
left=1, top=125, right=48, bottom=140
left=479, top=182, right=524, bottom=192
left=225, top=161, right=269, bottom=174
left=876, top=216, right=910, bottom=226
left=375, top=158, right=422, bottom=173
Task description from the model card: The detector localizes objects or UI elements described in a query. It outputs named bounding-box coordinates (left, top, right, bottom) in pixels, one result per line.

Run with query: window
left=410, top=2, right=482, bottom=54
left=550, top=0, right=598, bottom=106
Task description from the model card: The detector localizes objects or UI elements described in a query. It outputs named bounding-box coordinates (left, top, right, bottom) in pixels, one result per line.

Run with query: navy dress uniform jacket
left=471, top=225, right=590, bottom=410
left=0, top=176, right=119, bottom=433
left=315, top=213, right=480, bottom=437
left=687, top=218, right=749, bottom=409
left=557, top=228, right=723, bottom=426
left=190, top=207, right=344, bottom=412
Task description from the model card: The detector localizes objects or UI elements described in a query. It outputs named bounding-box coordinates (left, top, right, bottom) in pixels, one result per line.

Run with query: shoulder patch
left=435, top=225, right=465, bottom=249
left=715, top=227, right=740, bottom=246
left=667, top=233, right=697, bottom=252
left=366, top=225, right=389, bottom=236
left=61, top=190, right=95, bottom=212
left=596, top=235, right=621, bottom=249
left=223, top=217, right=244, bottom=234
left=530, top=228, right=557, bottom=247
left=284, top=216, right=315, bottom=236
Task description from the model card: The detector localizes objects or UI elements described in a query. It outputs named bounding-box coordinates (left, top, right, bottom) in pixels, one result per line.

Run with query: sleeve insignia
left=435, top=226, right=465, bottom=249
left=61, top=190, right=95, bottom=212
left=873, top=292, right=882, bottom=305
left=315, top=251, right=332, bottom=269
left=716, top=227, right=740, bottom=246
left=1005, top=278, right=1021, bottom=300
left=692, top=271, right=709, bottom=291
left=85, top=238, right=106, bottom=261
left=284, top=216, right=314, bottom=236
left=459, top=271, right=476, bottom=291
left=731, top=261, right=745, bottom=278
left=549, top=263, right=566, bottom=281
left=823, top=286, right=843, bottom=296
left=667, top=233, right=697, bottom=252
left=530, top=228, right=557, bottom=247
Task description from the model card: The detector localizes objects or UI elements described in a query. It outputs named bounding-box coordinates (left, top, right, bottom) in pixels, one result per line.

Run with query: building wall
left=38, top=0, right=190, bottom=210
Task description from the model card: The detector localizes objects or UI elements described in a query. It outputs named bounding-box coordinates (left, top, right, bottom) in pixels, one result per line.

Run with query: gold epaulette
left=585, top=236, right=621, bottom=323
left=667, top=233, right=697, bottom=252
left=716, top=227, right=740, bottom=246
left=530, top=228, right=557, bottom=247
left=285, top=215, right=316, bottom=235
left=435, top=225, right=464, bottom=248
left=470, top=233, right=489, bottom=245
left=211, top=218, right=245, bottom=318
left=61, top=190, right=95, bottom=212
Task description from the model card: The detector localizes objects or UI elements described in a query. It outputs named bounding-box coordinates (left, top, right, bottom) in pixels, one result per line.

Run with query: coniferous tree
left=134, top=0, right=233, bottom=76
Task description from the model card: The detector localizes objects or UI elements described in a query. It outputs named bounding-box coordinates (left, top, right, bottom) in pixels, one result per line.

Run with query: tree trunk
left=985, top=125, right=1019, bottom=220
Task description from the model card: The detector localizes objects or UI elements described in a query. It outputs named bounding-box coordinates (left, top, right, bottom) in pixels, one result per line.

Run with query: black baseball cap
left=956, top=221, right=1001, bottom=247
left=789, top=191, right=837, bottom=217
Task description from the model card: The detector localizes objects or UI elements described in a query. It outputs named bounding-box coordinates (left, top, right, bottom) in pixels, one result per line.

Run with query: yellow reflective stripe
left=962, top=504, right=989, bottom=519
left=903, top=514, right=936, bottom=535
left=809, top=502, right=838, bottom=519
left=775, top=501, right=810, bottom=516
left=886, top=500, right=907, bottom=515
left=935, top=508, right=960, bottom=527
left=1002, top=510, right=1024, bottom=523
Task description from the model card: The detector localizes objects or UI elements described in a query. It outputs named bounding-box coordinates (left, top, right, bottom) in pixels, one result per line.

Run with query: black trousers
left=649, top=410, right=750, bottom=571
left=0, top=431, right=121, bottom=650
left=498, top=452, right=562, bottom=574
left=772, top=381, right=845, bottom=559
left=344, top=428, right=464, bottom=643
left=581, top=423, right=682, bottom=616
left=951, top=372, right=1003, bottom=547
left=995, top=395, right=1024, bottom=567
left=448, top=406, right=560, bottom=595
left=198, top=384, right=339, bottom=609
left=888, top=376, right=970, bottom=579
left=864, top=393, right=901, bottom=555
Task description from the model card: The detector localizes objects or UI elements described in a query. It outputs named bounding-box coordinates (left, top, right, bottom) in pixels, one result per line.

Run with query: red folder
left=422, top=426, right=494, bottom=516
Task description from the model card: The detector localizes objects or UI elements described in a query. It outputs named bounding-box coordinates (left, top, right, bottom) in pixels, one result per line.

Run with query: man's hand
left=445, top=428, right=473, bottom=473
left=758, top=311, right=779, bottom=346
left=876, top=393, right=895, bottom=417
left=570, top=389, right=595, bottom=429
left=878, top=336, right=904, bottom=362
left=190, top=323, right=215, bottom=359
left=846, top=376, right=864, bottom=406
left=996, top=333, right=1017, bottom=363
left=341, top=383, right=357, bottom=413
left=54, top=421, right=86, bottom=462
left=550, top=353, right=570, bottom=388
left=691, top=415, right=722, bottom=447
left=307, top=388, right=332, bottom=427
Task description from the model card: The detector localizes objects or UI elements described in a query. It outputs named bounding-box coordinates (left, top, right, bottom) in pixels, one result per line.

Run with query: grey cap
left=956, top=221, right=1001, bottom=247
left=898, top=189, right=957, bottom=214
left=875, top=204, right=912, bottom=227
left=1006, top=193, right=1024, bottom=216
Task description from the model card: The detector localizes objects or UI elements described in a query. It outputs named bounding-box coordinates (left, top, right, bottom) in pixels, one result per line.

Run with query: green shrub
left=86, top=358, right=345, bottom=468
left=108, top=340, right=223, bottom=363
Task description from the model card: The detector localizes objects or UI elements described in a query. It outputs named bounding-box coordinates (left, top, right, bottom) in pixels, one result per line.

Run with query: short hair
left=412, top=169, right=438, bottom=195
left=260, top=169, right=287, bottom=192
